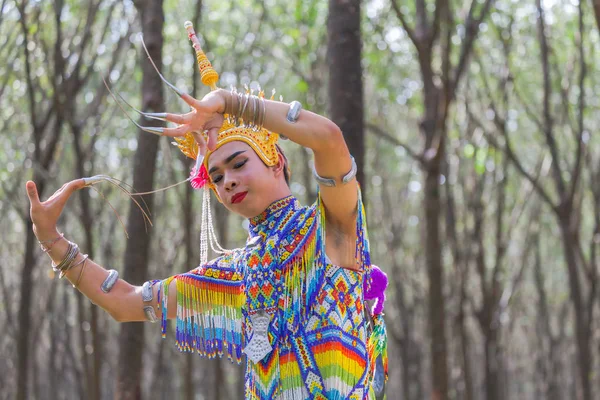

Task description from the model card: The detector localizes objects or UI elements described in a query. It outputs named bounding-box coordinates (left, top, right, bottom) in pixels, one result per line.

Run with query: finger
left=180, top=93, right=201, bottom=109
left=25, top=181, right=41, bottom=208
left=160, top=124, right=191, bottom=137
left=164, top=111, right=194, bottom=125
left=46, top=182, right=69, bottom=203
left=206, top=127, right=219, bottom=151
left=191, top=131, right=207, bottom=156
left=54, top=179, right=86, bottom=208
left=67, top=179, right=86, bottom=193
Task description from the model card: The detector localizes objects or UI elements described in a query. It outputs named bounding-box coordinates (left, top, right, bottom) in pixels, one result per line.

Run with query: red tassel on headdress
left=190, top=164, right=209, bottom=190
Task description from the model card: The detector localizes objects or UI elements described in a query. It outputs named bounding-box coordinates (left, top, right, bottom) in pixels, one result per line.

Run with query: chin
left=237, top=208, right=261, bottom=220
left=225, top=198, right=255, bottom=218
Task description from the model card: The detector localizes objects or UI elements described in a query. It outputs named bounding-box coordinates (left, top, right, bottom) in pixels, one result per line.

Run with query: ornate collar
left=248, top=195, right=301, bottom=236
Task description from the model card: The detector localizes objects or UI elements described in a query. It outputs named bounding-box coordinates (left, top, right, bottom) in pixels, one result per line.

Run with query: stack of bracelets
left=224, top=89, right=271, bottom=132
left=40, top=235, right=89, bottom=289
left=223, top=91, right=302, bottom=140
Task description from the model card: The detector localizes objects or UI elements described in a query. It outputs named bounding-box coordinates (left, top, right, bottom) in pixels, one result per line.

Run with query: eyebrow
left=208, top=150, right=247, bottom=174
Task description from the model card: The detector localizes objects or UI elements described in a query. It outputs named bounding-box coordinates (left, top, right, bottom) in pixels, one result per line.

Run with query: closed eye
left=233, top=159, right=248, bottom=169
left=212, top=159, right=247, bottom=184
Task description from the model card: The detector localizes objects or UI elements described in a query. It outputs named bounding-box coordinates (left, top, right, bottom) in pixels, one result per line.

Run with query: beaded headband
left=173, top=22, right=283, bottom=196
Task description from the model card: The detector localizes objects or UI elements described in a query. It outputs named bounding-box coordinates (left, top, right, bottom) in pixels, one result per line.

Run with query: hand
left=160, top=90, right=227, bottom=156
left=25, top=179, right=85, bottom=241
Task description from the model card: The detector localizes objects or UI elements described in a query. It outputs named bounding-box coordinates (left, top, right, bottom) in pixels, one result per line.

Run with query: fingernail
left=142, top=127, right=164, bottom=135
left=144, top=112, right=167, bottom=120
left=165, top=81, right=185, bottom=97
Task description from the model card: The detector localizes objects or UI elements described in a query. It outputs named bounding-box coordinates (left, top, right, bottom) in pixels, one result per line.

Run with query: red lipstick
left=231, top=191, right=248, bottom=204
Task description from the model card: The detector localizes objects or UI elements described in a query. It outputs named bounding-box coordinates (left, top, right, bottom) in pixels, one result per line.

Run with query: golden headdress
left=174, top=22, right=283, bottom=196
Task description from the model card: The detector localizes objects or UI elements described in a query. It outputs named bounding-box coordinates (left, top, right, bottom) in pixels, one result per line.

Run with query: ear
left=271, top=152, right=286, bottom=177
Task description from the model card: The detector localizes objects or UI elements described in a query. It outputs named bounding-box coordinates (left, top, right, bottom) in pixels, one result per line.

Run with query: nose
left=224, top=173, right=238, bottom=192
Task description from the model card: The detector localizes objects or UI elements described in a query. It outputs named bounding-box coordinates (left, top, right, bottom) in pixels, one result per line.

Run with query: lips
left=231, top=191, right=248, bottom=204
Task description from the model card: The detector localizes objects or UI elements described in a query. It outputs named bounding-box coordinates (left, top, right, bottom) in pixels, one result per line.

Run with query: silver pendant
left=243, top=309, right=273, bottom=363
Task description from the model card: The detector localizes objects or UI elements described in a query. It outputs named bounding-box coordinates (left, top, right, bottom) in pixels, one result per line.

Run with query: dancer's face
left=207, top=141, right=288, bottom=218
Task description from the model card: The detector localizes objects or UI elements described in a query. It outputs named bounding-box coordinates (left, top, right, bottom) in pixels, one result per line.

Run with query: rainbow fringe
left=160, top=259, right=246, bottom=363
left=368, top=314, right=389, bottom=387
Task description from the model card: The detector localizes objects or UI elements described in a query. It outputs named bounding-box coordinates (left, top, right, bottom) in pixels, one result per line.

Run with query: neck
left=248, top=182, right=292, bottom=218
left=264, top=185, right=292, bottom=207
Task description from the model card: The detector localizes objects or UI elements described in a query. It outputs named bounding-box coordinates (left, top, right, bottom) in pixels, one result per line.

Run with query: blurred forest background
left=2, top=0, right=600, bottom=399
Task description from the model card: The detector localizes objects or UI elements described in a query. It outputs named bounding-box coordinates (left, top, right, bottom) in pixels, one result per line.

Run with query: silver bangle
left=51, top=241, right=73, bottom=271
left=53, top=242, right=80, bottom=278
left=144, top=305, right=158, bottom=323
left=251, top=95, right=259, bottom=130
left=312, top=156, right=357, bottom=187
left=259, top=96, right=267, bottom=130
left=286, top=101, right=302, bottom=124
left=343, top=156, right=358, bottom=184
left=234, top=90, right=243, bottom=126
left=142, top=280, right=154, bottom=302
left=240, top=93, right=250, bottom=126
left=64, top=253, right=88, bottom=280
left=101, top=269, right=119, bottom=293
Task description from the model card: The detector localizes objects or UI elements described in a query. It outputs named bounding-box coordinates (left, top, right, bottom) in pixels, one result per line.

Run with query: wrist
left=216, top=89, right=231, bottom=114
left=34, top=226, right=61, bottom=243
left=46, top=236, right=72, bottom=265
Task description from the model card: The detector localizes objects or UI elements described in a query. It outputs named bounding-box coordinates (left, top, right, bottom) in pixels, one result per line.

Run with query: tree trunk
left=327, top=0, right=365, bottom=189
left=458, top=311, right=474, bottom=400
left=72, top=122, right=102, bottom=400
left=591, top=0, right=600, bottom=34
left=49, top=287, right=58, bottom=400
left=533, top=233, right=561, bottom=400
left=17, top=141, right=62, bottom=400
left=558, top=214, right=592, bottom=400
left=17, top=221, right=38, bottom=400
left=484, top=328, right=500, bottom=400
left=423, top=153, right=449, bottom=400
left=183, top=1, right=202, bottom=398
left=115, top=1, right=164, bottom=399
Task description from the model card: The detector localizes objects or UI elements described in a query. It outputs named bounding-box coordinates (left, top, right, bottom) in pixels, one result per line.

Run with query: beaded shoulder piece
left=159, top=250, right=246, bottom=363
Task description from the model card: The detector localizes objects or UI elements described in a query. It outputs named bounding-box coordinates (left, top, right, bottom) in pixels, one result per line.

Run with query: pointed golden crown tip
left=184, top=21, right=219, bottom=90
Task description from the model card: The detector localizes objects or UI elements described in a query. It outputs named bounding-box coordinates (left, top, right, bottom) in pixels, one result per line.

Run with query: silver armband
left=312, top=156, right=357, bottom=187
left=142, top=280, right=154, bottom=302
left=141, top=280, right=159, bottom=322
left=101, top=270, right=119, bottom=293
left=143, top=306, right=158, bottom=323
left=286, top=101, right=302, bottom=124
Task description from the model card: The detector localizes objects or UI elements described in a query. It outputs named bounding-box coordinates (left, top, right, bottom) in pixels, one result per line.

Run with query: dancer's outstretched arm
left=25, top=179, right=175, bottom=322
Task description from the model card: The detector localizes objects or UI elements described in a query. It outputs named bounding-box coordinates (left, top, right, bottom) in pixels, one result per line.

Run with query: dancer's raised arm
left=157, top=89, right=358, bottom=235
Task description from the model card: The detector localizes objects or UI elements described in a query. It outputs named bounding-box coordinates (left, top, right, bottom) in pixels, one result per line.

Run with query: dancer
left=25, top=22, right=387, bottom=399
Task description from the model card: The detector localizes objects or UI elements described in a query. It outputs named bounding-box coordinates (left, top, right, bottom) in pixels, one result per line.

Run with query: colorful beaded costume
left=159, top=190, right=386, bottom=399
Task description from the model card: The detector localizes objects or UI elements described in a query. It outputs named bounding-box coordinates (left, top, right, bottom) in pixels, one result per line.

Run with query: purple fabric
left=363, top=264, right=388, bottom=315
